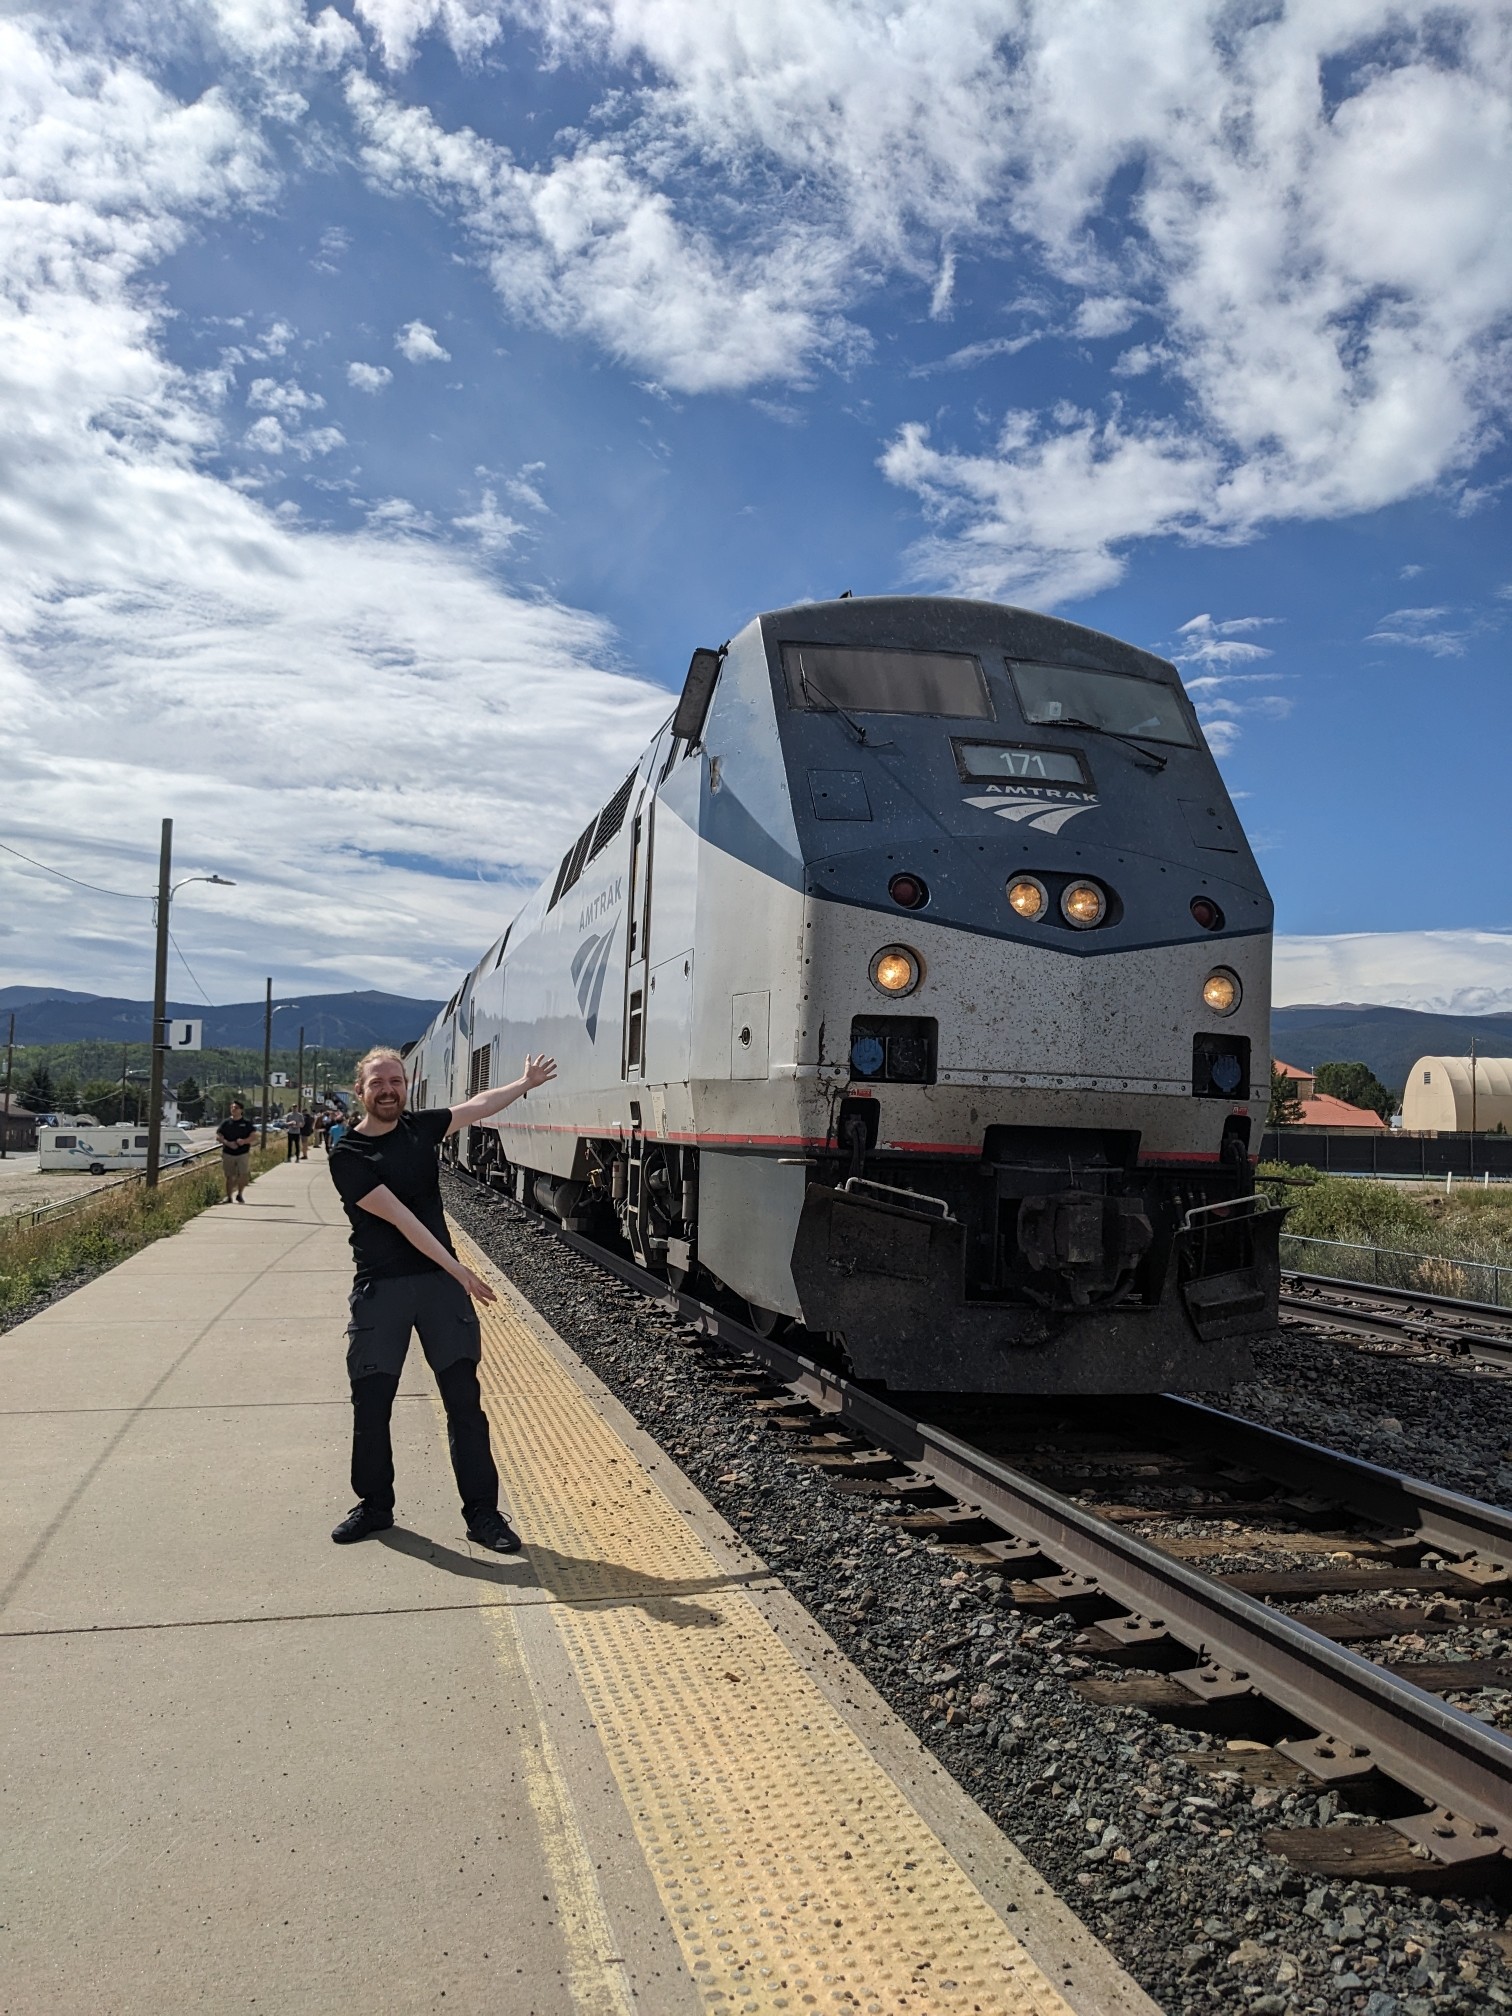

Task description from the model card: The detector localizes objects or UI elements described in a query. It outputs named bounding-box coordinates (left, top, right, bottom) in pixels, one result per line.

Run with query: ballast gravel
left=444, top=1174, right=1512, bottom=2016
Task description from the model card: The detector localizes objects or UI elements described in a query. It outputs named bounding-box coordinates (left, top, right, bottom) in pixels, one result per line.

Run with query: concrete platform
left=0, top=1159, right=1161, bottom=2016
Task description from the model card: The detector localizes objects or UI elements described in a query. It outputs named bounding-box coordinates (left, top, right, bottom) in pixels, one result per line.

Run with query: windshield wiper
left=1045, top=716, right=1168, bottom=771
left=799, top=667, right=871, bottom=746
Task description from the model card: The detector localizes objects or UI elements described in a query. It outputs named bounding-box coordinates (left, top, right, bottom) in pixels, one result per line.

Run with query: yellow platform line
left=455, top=1230, right=1076, bottom=2016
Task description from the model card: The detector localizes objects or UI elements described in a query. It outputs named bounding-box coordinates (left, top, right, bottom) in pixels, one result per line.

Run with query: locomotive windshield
left=1009, top=660, right=1196, bottom=746
left=782, top=644, right=993, bottom=719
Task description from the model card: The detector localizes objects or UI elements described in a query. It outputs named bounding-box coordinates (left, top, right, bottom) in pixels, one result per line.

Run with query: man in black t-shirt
left=327, top=1044, right=555, bottom=1550
left=216, top=1102, right=254, bottom=1202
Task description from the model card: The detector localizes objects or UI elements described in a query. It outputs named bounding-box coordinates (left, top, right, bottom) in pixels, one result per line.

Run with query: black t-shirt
left=328, top=1109, right=455, bottom=1280
left=217, top=1118, right=254, bottom=1156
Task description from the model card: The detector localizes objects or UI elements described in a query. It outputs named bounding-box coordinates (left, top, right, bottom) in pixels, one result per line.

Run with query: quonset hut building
left=1400, top=1055, right=1512, bottom=1134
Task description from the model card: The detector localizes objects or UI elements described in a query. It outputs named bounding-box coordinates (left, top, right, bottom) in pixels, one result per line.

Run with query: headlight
left=1061, top=881, right=1106, bottom=929
left=1007, top=876, right=1048, bottom=920
left=1202, top=968, right=1241, bottom=1015
left=870, top=946, right=921, bottom=997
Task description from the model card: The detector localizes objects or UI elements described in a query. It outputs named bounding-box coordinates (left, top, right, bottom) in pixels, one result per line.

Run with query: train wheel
left=745, top=1300, right=786, bottom=1338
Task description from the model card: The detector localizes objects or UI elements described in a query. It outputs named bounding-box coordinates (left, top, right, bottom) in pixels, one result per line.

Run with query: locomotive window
left=954, top=740, right=1090, bottom=785
left=1009, top=660, right=1195, bottom=746
left=782, top=644, right=992, bottom=719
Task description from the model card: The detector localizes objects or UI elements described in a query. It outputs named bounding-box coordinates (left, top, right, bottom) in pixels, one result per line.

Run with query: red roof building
left=1274, top=1060, right=1386, bottom=1129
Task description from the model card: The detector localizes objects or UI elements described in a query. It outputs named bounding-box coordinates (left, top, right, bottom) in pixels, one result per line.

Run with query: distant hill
left=1273, top=1004, right=1512, bottom=1096
left=0, top=988, right=443, bottom=1050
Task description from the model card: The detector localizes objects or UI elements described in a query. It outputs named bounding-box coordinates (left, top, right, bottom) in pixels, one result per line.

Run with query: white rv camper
left=37, top=1128, right=193, bottom=1175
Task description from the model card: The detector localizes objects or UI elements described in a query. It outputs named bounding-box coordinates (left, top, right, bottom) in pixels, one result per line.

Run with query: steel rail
left=6, top=1145, right=222, bottom=1231
left=1142, top=1395, right=1512, bottom=1567
left=1280, top=1274, right=1512, bottom=1367
left=1285, top=1270, right=1512, bottom=1328
left=549, top=1221, right=1512, bottom=1838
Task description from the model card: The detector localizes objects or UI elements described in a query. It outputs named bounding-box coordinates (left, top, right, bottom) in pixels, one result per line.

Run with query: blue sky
left=2, top=2, right=1510, bottom=1011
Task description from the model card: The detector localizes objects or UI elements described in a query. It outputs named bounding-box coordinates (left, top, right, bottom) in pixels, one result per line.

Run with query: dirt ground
left=0, top=1129, right=219, bottom=1219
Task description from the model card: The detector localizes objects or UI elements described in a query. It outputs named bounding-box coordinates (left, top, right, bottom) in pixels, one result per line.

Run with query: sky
left=2, top=1, right=1510, bottom=1013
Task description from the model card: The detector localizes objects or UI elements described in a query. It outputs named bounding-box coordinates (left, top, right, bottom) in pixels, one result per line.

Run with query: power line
left=168, top=930, right=215, bottom=1007
left=0, top=838, right=144, bottom=901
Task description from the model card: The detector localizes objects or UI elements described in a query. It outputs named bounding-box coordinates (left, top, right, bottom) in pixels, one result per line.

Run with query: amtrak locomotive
left=408, top=597, right=1282, bottom=1393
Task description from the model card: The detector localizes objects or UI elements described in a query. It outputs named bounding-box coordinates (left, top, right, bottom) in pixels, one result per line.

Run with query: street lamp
left=146, top=819, right=235, bottom=1189
left=261, top=996, right=299, bottom=1147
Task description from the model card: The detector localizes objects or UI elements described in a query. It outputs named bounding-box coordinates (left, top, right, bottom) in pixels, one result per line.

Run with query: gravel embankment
left=445, top=1174, right=1512, bottom=2016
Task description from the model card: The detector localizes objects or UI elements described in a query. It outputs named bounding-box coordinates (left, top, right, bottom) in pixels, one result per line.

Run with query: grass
left=0, top=1142, right=284, bottom=1326
left=1259, top=1162, right=1512, bottom=1299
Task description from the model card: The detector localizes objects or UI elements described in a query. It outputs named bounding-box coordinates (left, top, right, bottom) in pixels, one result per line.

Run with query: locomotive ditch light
left=1202, top=968, right=1241, bottom=1015
left=1061, top=881, right=1106, bottom=929
left=1007, top=876, right=1048, bottom=920
left=888, top=871, right=929, bottom=909
left=1190, top=895, right=1225, bottom=931
left=870, top=946, right=921, bottom=997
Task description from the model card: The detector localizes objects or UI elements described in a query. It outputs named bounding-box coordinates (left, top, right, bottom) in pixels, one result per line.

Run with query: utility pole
left=296, top=1025, right=305, bottom=1111
left=120, top=1043, right=129, bottom=1126
left=1, top=1011, right=13, bottom=1159
left=1470, top=1034, right=1478, bottom=1177
left=261, top=977, right=273, bottom=1149
left=145, top=818, right=172, bottom=1189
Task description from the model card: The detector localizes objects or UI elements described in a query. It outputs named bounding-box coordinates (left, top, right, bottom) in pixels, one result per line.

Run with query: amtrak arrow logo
left=964, top=793, right=1096, bottom=834
left=571, top=927, right=617, bottom=1041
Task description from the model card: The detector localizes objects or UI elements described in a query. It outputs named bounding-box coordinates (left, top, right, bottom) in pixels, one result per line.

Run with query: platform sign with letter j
left=167, top=1019, right=202, bottom=1051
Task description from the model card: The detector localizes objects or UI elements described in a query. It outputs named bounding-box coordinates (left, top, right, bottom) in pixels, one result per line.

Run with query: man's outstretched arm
left=354, top=1185, right=496, bottom=1304
left=445, top=1053, right=556, bottom=1136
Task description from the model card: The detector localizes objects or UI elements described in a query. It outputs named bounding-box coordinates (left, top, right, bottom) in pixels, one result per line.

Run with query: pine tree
left=177, top=1075, right=205, bottom=1124
left=1268, top=1063, right=1305, bottom=1128
left=17, top=1064, right=55, bottom=1113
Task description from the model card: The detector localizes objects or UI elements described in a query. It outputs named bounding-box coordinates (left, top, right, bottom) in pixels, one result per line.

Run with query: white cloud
left=351, top=78, right=853, bottom=394
left=346, top=360, right=393, bottom=391
left=1275, top=932, right=1512, bottom=1015
left=0, top=20, right=667, bottom=998
left=452, top=487, right=525, bottom=551
left=878, top=5, right=1512, bottom=599
left=1366, top=606, right=1474, bottom=657
left=247, top=374, right=323, bottom=416
left=880, top=407, right=1220, bottom=606
left=395, top=316, right=450, bottom=362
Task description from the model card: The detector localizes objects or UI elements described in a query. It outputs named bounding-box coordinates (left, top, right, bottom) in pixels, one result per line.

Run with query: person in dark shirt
left=327, top=1043, right=555, bottom=1550
left=216, top=1102, right=255, bottom=1202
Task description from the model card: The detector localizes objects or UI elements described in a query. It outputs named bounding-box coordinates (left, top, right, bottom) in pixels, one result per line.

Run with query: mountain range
left=3, top=986, right=1506, bottom=1095
left=0, top=987, right=442, bottom=1051
left=1271, top=1004, right=1512, bottom=1093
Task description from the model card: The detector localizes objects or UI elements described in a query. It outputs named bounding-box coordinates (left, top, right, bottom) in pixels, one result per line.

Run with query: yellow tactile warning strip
left=454, top=1230, right=1079, bottom=2016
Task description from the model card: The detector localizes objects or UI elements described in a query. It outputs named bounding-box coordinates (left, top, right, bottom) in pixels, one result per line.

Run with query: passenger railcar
left=408, top=597, right=1282, bottom=1392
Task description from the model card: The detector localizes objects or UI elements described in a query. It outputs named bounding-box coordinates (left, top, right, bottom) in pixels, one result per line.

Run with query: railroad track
left=452, top=1178, right=1512, bottom=1895
left=1281, top=1270, right=1512, bottom=1370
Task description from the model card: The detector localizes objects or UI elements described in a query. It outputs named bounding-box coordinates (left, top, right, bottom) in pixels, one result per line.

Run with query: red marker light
left=1190, top=897, right=1224, bottom=931
left=888, top=873, right=928, bottom=909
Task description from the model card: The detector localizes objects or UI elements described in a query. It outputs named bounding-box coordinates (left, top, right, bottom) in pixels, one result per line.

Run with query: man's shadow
left=376, top=1524, right=768, bottom=1631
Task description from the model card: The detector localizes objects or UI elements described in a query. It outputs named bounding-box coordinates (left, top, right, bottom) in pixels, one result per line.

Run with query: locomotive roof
left=753, top=595, right=1176, bottom=684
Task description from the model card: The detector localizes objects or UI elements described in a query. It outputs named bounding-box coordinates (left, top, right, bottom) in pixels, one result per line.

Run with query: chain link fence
left=1280, top=1232, right=1512, bottom=1309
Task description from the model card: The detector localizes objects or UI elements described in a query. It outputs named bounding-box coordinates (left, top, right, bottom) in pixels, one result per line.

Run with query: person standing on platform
left=216, top=1101, right=254, bottom=1203
left=300, top=1108, right=315, bottom=1159
left=283, top=1107, right=303, bottom=1162
left=326, top=1045, right=556, bottom=1551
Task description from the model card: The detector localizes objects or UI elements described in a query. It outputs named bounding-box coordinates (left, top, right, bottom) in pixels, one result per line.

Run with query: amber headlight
left=1061, top=881, right=1106, bottom=929
left=1202, top=968, right=1241, bottom=1016
left=1007, top=876, right=1048, bottom=920
left=870, top=946, right=921, bottom=997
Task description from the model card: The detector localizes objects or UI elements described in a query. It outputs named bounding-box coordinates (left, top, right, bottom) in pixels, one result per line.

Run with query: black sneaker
left=331, top=1504, right=394, bottom=1544
left=466, top=1509, right=522, bottom=1554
